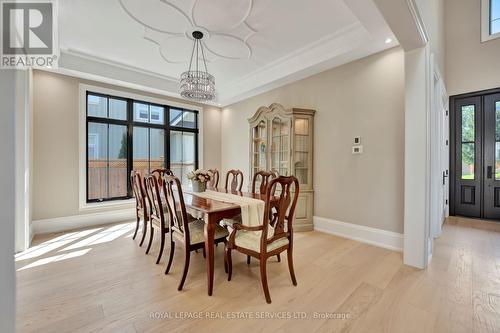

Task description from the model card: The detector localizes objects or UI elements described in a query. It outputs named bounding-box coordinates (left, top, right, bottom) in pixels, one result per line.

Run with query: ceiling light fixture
left=180, top=31, right=216, bottom=102
left=385, top=38, right=393, bottom=44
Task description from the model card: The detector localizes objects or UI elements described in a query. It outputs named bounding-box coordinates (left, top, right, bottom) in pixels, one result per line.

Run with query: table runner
left=191, top=190, right=274, bottom=237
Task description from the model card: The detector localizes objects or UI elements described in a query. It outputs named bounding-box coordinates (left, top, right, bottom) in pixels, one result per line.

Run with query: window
left=461, top=105, right=475, bottom=180
left=86, top=92, right=199, bottom=203
left=491, top=0, right=500, bottom=34
left=482, top=0, right=500, bottom=41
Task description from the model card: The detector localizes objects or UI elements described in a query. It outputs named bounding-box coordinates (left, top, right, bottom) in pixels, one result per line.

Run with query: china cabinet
left=248, top=103, right=315, bottom=231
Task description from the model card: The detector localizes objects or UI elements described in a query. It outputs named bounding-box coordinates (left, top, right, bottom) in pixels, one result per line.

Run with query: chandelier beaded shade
left=180, top=31, right=215, bottom=102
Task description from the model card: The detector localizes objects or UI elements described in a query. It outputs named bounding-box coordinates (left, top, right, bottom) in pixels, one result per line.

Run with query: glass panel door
left=252, top=120, right=267, bottom=176
left=453, top=96, right=481, bottom=218
left=461, top=105, right=475, bottom=179
left=495, top=101, right=500, bottom=179
left=483, top=93, right=500, bottom=219
left=294, top=118, right=309, bottom=184
left=271, top=117, right=290, bottom=176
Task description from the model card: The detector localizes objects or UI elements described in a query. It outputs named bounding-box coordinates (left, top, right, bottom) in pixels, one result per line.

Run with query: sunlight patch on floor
left=60, top=223, right=135, bottom=251
left=17, top=249, right=92, bottom=271
left=15, top=228, right=103, bottom=262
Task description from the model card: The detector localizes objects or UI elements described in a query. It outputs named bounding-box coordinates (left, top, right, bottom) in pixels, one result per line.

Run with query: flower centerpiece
left=187, top=169, right=213, bottom=192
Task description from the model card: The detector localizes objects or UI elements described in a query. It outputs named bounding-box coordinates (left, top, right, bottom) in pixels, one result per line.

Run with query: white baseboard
left=29, top=223, right=34, bottom=246
left=32, top=209, right=135, bottom=235
left=313, top=216, right=403, bottom=252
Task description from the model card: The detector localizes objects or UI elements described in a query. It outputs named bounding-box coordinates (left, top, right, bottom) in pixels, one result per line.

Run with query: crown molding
left=372, top=0, right=428, bottom=51
left=55, top=0, right=398, bottom=108
left=52, top=49, right=221, bottom=107
left=61, top=48, right=179, bottom=82
left=218, top=22, right=396, bottom=106
left=406, top=0, right=429, bottom=45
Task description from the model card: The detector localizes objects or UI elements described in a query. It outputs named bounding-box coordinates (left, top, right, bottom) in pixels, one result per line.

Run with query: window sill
left=79, top=199, right=135, bottom=212
left=481, top=32, right=500, bottom=43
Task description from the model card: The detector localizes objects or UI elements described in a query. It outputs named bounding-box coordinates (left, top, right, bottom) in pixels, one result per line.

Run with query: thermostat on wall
left=352, top=145, right=363, bottom=154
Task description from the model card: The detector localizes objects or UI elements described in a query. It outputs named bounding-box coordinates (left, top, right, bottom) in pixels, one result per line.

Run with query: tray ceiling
left=57, top=0, right=397, bottom=106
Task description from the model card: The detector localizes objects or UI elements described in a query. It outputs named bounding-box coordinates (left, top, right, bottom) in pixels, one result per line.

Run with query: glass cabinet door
left=294, top=117, right=310, bottom=185
left=252, top=120, right=267, bottom=175
left=271, top=117, right=290, bottom=176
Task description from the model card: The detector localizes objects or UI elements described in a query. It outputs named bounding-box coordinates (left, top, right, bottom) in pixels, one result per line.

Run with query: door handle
left=487, top=166, right=493, bottom=179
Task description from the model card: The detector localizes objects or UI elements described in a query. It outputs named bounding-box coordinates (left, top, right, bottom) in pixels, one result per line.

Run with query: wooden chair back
left=225, top=169, right=244, bottom=192
left=262, top=176, right=300, bottom=244
left=162, top=175, right=191, bottom=245
left=151, top=168, right=173, bottom=187
left=252, top=170, right=278, bottom=194
left=208, top=169, right=219, bottom=188
left=144, top=175, right=166, bottom=228
left=131, top=171, right=147, bottom=212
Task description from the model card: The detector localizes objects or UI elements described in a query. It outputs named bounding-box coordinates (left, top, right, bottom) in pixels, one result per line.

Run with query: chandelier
left=180, top=31, right=216, bottom=102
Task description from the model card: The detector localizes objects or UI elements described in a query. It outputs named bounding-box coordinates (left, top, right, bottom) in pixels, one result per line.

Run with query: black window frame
left=86, top=91, right=199, bottom=203
left=491, top=0, right=500, bottom=35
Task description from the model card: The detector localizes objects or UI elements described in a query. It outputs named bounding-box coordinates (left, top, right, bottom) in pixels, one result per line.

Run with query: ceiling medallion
left=180, top=31, right=215, bottom=101
left=118, top=0, right=256, bottom=63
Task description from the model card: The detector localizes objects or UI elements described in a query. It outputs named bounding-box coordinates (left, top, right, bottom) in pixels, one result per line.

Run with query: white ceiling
left=57, top=0, right=397, bottom=106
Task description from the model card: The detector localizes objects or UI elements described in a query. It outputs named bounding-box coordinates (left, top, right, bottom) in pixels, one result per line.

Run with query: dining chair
left=144, top=174, right=184, bottom=264
left=162, top=174, right=229, bottom=291
left=152, top=168, right=174, bottom=186
left=131, top=171, right=149, bottom=247
left=250, top=170, right=280, bottom=263
left=225, top=169, right=244, bottom=192
left=252, top=170, right=278, bottom=194
left=224, top=176, right=300, bottom=303
left=208, top=169, right=219, bottom=189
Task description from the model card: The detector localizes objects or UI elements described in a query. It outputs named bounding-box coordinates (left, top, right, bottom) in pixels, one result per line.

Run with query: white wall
left=416, top=0, right=446, bottom=77
left=221, top=47, right=405, bottom=234
left=15, top=70, right=32, bottom=252
left=404, top=45, right=432, bottom=268
left=32, top=70, right=222, bottom=221
left=0, top=69, right=17, bottom=332
left=446, top=0, right=500, bottom=95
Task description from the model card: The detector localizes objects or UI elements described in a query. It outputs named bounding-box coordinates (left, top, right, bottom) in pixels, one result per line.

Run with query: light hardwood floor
left=16, top=216, right=500, bottom=333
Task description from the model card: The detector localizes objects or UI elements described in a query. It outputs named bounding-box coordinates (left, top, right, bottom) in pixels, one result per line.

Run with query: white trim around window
left=78, top=83, right=204, bottom=211
left=481, top=0, right=500, bottom=42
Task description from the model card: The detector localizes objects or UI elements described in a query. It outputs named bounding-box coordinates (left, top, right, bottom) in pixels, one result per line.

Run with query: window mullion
left=106, top=123, right=110, bottom=200
left=127, top=99, right=133, bottom=197
left=166, top=106, right=171, bottom=170
left=148, top=128, right=151, bottom=173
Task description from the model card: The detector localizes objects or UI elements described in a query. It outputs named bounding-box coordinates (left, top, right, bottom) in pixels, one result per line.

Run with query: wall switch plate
left=352, top=145, right=363, bottom=154
left=354, top=136, right=361, bottom=144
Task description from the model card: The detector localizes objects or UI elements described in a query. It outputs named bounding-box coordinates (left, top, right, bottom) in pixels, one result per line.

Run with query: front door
left=483, top=93, right=500, bottom=219
left=452, top=91, right=500, bottom=220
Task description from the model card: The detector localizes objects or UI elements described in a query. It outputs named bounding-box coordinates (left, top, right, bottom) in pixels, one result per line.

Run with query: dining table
left=181, top=187, right=277, bottom=296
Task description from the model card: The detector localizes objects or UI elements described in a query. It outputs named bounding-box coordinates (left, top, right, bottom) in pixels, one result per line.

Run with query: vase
left=192, top=180, right=206, bottom=192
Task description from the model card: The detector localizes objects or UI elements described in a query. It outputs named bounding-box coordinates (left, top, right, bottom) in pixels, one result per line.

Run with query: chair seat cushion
left=232, top=230, right=289, bottom=253
left=138, top=201, right=170, bottom=217
left=222, top=215, right=241, bottom=228
left=174, top=219, right=229, bottom=245
left=150, top=211, right=196, bottom=230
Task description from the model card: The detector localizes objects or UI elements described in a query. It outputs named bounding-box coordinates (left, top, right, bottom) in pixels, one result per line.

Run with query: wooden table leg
left=204, top=214, right=216, bottom=296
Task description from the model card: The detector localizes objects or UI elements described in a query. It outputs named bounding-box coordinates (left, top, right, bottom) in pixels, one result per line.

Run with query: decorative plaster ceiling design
left=118, top=0, right=257, bottom=64
left=56, top=0, right=398, bottom=106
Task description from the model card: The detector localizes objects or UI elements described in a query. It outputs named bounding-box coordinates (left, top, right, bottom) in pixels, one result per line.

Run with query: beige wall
left=32, top=70, right=221, bottom=220
left=221, top=47, right=405, bottom=233
left=446, top=0, right=500, bottom=95
left=416, top=0, right=446, bottom=78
